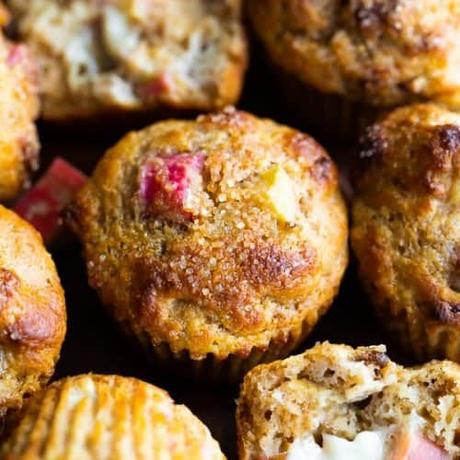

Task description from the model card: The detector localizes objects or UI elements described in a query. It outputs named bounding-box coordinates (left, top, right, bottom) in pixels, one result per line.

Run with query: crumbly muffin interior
left=237, top=343, right=460, bottom=459
left=8, top=0, right=247, bottom=119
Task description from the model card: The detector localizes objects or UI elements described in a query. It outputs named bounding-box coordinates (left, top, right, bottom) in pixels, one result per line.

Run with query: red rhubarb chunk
left=139, top=152, right=205, bottom=222
left=138, top=73, right=172, bottom=100
left=6, top=44, right=27, bottom=67
left=14, top=158, right=87, bottom=244
left=392, top=430, right=450, bottom=460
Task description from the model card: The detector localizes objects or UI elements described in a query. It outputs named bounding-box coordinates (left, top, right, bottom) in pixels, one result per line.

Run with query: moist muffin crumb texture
left=237, top=342, right=460, bottom=459
left=8, top=0, right=247, bottom=120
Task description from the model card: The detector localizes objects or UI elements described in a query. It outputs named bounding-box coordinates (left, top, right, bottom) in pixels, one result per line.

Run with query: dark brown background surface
left=36, top=57, right=411, bottom=460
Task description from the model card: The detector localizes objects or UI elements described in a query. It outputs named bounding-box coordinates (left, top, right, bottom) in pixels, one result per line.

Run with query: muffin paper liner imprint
left=369, top=292, right=460, bottom=364
left=274, top=67, right=385, bottom=142
left=123, top=307, right=327, bottom=384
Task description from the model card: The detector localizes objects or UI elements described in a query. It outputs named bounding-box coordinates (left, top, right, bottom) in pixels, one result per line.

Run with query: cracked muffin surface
left=352, top=103, right=460, bottom=362
left=248, top=0, right=460, bottom=108
left=67, top=108, right=348, bottom=377
left=0, top=205, right=66, bottom=416
left=0, top=17, right=39, bottom=201
left=7, top=0, right=247, bottom=121
left=237, top=342, right=460, bottom=459
left=0, top=374, right=226, bottom=459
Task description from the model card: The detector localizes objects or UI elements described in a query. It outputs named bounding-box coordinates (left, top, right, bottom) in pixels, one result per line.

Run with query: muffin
left=7, top=0, right=247, bottom=122
left=247, top=0, right=460, bottom=139
left=352, top=103, right=460, bottom=362
left=0, top=205, right=66, bottom=415
left=66, top=107, right=348, bottom=382
left=0, top=16, right=39, bottom=201
left=236, top=342, right=459, bottom=459
left=0, top=374, right=225, bottom=459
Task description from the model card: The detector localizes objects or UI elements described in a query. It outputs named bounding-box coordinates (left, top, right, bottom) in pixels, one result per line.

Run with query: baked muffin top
left=352, top=104, right=460, bottom=347
left=248, top=0, right=460, bottom=107
left=7, top=0, right=247, bottom=120
left=67, top=108, right=348, bottom=359
left=0, top=21, right=39, bottom=201
left=0, top=205, right=66, bottom=414
left=237, top=342, right=460, bottom=459
left=1, top=374, right=225, bottom=459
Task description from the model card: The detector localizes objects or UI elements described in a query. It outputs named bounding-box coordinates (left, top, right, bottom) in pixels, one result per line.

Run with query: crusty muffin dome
left=352, top=104, right=460, bottom=362
left=67, top=108, right=348, bottom=365
left=0, top=205, right=66, bottom=415
left=0, top=26, right=39, bottom=201
left=248, top=0, right=460, bottom=108
left=237, top=342, right=460, bottom=459
left=8, top=0, right=247, bottom=121
left=0, top=374, right=225, bottom=459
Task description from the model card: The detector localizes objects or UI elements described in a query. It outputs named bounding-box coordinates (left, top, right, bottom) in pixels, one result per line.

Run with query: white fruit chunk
left=260, top=165, right=298, bottom=223
left=287, top=430, right=387, bottom=460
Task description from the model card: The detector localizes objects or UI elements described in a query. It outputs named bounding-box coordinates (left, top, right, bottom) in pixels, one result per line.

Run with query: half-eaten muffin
left=7, top=0, right=247, bottom=121
left=237, top=342, right=459, bottom=459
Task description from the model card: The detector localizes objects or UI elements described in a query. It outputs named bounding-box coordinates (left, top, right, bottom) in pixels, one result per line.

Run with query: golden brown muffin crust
left=0, top=26, right=39, bottom=201
left=68, top=108, right=348, bottom=360
left=1, top=374, right=226, bottom=459
left=0, top=205, right=66, bottom=414
left=8, top=0, right=247, bottom=121
left=352, top=103, right=460, bottom=360
left=248, top=0, right=460, bottom=107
